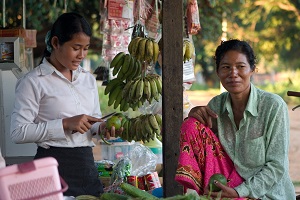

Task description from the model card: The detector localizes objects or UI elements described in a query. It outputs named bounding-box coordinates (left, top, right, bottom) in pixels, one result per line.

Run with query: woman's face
left=217, top=50, right=254, bottom=95
left=51, top=32, right=90, bottom=71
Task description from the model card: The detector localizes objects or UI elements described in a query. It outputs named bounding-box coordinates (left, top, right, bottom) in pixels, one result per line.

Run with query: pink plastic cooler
left=0, top=157, right=68, bottom=200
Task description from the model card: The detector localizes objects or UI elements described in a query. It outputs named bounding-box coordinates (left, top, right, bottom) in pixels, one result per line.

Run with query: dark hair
left=43, top=12, right=92, bottom=58
left=214, top=39, right=257, bottom=71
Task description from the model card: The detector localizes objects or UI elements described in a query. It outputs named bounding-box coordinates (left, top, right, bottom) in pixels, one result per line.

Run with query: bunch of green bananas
left=128, top=36, right=160, bottom=64
left=104, top=73, right=162, bottom=112
left=122, top=73, right=162, bottom=111
left=183, top=40, right=195, bottom=62
left=110, top=52, right=142, bottom=82
left=120, top=113, right=162, bottom=143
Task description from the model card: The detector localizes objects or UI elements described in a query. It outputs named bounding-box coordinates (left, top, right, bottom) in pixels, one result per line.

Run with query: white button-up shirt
left=10, top=58, right=102, bottom=149
left=0, top=148, right=5, bottom=168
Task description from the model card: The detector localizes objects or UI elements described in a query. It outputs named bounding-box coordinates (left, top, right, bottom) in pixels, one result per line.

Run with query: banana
left=110, top=52, right=125, bottom=68
left=183, top=40, right=194, bottom=62
left=120, top=54, right=131, bottom=78
left=148, top=76, right=159, bottom=101
left=152, top=41, right=159, bottom=63
left=152, top=74, right=162, bottom=95
left=124, top=55, right=135, bottom=81
left=148, top=114, right=161, bottom=135
left=136, top=115, right=145, bottom=142
left=143, top=115, right=154, bottom=142
left=121, top=116, right=128, bottom=127
left=104, top=78, right=123, bottom=95
left=132, top=59, right=142, bottom=79
left=183, top=41, right=186, bottom=57
left=129, top=119, right=137, bottom=142
left=121, top=119, right=129, bottom=141
left=122, top=79, right=134, bottom=99
left=126, top=57, right=138, bottom=81
left=120, top=98, right=130, bottom=112
left=137, top=38, right=147, bottom=62
left=135, top=117, right=144, bottom=142
left=108, top=84, right=123, bottom=107
left=145, top=39, right=154, bottom=63
left=135, top=78, right=144, bottom=101
left=138, top=99, right=143, bottom=108
left=128, top=38, right=135, bottom=54
left=131, top=101, right=139, bottom=111
left=128, top=78, right=140, bottom=101
left=112, top=54, right=125, bottom=76
left=116, top=69, right=125, bottom=80
left=113, top=89, right=123, bottom=109
left=143, top=77, right=152, bottom=101
left=139, top=115, right=149, bottom=142
left=131, top=37, right=143, bottom=57
left=154, top=113, right=162, bottom=127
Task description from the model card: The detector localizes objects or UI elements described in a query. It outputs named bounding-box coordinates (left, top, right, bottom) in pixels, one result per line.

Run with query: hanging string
left=64, top=0, right=68, bottom=13
left=3, top=0, right=6, bottom=27
left=23, top=0, right=26, bottom=28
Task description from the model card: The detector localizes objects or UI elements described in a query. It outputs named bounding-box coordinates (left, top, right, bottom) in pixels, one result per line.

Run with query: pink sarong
left=175, top=117, right=244, bottom=195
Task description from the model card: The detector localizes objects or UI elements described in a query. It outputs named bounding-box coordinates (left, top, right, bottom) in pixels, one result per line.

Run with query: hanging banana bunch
left=120, top=113, right=162, bottom=143
left=183, top=39, right=195, bottom=62
left=128, top=36, right=159, bottom=64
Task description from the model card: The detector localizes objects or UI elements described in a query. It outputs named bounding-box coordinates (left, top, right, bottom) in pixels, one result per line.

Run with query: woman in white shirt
left=10, top=12, right=115, bottom=197
left=0, top=148, right=5, bottom=168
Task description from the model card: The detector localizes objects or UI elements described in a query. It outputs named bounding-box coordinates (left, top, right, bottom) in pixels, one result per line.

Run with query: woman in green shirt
left=175, top=39, right=295, bottom=199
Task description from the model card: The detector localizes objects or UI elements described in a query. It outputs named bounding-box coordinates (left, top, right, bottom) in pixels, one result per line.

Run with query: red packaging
left=127, top=175, right=138, bottom=187
left=145, top=172, right=161, bottom=190
left=137, top=176, right=147, bottom=191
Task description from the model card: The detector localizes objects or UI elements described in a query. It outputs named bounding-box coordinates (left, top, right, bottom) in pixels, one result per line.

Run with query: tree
left=193, top=0, right=300, bottom=85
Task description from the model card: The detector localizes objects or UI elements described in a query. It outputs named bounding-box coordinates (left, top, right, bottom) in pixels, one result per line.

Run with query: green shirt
left=208, top=83, right=295, bottom=199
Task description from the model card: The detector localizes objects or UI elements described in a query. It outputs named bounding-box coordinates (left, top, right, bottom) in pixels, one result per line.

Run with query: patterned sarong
left=175, top=117, right=244, bottom=195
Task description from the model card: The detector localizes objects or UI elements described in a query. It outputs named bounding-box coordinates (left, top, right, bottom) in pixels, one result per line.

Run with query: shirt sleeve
left=10, top=76, right=66, bottom=144
left=234, top=101, right=290, bottom=198
left=89, top=77, right=103, bottom=139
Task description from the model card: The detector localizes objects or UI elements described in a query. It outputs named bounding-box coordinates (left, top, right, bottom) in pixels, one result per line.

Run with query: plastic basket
left=0, top=157, right=68, bottom=200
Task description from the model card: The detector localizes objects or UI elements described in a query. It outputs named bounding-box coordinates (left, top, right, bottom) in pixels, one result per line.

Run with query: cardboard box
left=0, top=28, right=37, bottom=48
left=0, top=28, right=26, bottom=37
left=24, top=29, right=37, bottom=48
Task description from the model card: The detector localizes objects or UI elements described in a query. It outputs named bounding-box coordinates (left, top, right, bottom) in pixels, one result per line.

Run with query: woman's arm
left=10, top=76, right=66, bottom=144
left=235, top=102, right=290, bottom=198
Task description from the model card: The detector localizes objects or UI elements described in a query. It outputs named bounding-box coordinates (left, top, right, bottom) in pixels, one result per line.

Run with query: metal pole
left=23, top=0, right=26, bottom=28
left=2, top=0, right=5, bottom=27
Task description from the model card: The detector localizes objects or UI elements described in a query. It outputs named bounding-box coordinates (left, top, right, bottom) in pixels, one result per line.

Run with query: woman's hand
left=188, top=106, right=218, bottom=128
left=98, top=121, right=124, bottom=140
left=63, top=114, right=103, bottom=134
left=203, top=181, right=239, bottom=198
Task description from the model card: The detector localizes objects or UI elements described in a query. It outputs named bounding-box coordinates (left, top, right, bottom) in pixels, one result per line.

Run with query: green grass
left=189, top=71, right=300, bottom=106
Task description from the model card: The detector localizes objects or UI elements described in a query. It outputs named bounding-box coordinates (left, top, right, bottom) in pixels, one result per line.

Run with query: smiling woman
left=175, top=39, right=296, bottom=200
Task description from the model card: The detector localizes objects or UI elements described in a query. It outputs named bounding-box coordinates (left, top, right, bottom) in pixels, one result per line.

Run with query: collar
left=38, top=57, right=87, bottom=77
left=222, top=83, right=258, bottom=117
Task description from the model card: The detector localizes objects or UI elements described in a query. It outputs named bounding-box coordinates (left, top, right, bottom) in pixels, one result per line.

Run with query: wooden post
left=162, top=0, right=184, bottom=197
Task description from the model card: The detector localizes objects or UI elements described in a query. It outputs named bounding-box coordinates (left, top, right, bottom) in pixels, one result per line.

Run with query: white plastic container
left=0, top=157, right=68, bottom=200
left=100, top=141, right=136, bottom=162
